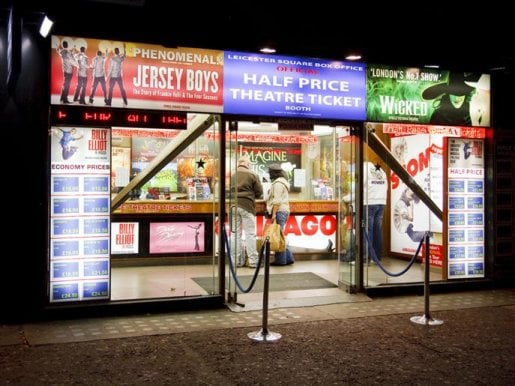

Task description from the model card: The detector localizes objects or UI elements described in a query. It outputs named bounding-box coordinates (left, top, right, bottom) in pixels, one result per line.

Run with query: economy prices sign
left=366, top=65, right=490, bottom=127
left=223, top=51, right=366, bottom=120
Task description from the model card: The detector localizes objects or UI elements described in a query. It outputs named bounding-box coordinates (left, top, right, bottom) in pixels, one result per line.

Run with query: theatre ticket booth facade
left=45, top=35, right=492, bottom=316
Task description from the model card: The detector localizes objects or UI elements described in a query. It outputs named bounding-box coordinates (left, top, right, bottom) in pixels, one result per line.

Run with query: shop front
left=45, top=34, right=492, bottom=316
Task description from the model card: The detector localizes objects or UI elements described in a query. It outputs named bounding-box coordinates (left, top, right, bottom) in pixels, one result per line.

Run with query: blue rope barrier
left=363, top=229, right=430, bottom=277
left=222, top=223, right=265, bottom=293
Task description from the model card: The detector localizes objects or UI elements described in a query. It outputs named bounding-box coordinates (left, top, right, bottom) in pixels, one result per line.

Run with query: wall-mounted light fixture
left=39, top=15, right=54, bottom=37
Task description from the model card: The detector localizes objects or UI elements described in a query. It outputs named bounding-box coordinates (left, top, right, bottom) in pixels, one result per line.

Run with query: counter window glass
left=111, top=115, right=219, bottom=202
left=227, top=122, right=344, bottom=203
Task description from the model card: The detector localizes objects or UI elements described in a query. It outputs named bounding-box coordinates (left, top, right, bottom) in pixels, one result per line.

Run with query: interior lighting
left=345, top=54, right=362, bottom=61
left=260, top=47, right=276, bottom=54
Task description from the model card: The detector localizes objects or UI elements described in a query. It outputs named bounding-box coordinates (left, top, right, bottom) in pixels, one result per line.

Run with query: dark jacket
left=232, top=165, right=263, bottom=214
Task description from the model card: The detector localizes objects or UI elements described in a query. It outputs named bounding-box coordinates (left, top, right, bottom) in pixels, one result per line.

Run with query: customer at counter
left=230, top=156, right=263, bottom=268
left=266, top=164, right=295, bottom=266
left=363, top=161, right=388, bottom=263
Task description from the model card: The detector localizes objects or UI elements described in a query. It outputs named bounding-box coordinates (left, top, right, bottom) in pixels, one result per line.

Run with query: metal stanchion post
left=248, top=238, right=282, bottom=342
left=410, top=232, right=443, bottom=326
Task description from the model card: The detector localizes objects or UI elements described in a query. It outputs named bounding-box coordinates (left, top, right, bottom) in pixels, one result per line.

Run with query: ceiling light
left=345, top=54, right=362, bottom=61
left=39, top=15, right=54, bottom=38
left=260, top=47, right=276, bottom=54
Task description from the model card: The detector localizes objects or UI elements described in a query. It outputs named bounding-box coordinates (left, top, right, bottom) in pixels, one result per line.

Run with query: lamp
left=345, top=54, right=362, bottom=61
left=39, top=15, right=54, bottom=37
left=260, top=47, right=276, bottom=54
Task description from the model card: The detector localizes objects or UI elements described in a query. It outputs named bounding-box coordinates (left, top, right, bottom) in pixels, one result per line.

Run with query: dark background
left=4, top=0, right=514, bottom=73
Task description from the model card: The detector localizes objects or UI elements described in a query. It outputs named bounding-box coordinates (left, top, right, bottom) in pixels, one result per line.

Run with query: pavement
left=1, top=288, right=514, bottom=385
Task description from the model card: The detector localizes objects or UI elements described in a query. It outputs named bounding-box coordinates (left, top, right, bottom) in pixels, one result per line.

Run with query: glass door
left=337, top=125, right=360, bottom=291
left=225, top=119, right=343, bottom=306
left=362, top=122, right=443, bottom=288
left=225, top=120, right=241, bottom=302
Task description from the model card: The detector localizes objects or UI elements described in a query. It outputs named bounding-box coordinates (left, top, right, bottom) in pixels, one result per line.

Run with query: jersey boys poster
left=51, top=36, right=224, bottom=112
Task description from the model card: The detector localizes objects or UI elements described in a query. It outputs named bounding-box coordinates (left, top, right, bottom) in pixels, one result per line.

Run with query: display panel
left=224, top=51, right=366, bottom=120
left=50, top=36, right=224, bottom=112
left=367, top=65, right=491, bottom=127
left=51, top=105, right=187, bottom=129
left=389, top=131, right=443, bottom=266
left=49, top=126, right=111, bottom=302
left=256, top=214, right=337, bottom=254
left=149, top=221, right=206, bottom=254
left=239, top=141, right=301, bottom=182
left=447, top=138, right=485, bottom=279
left=111, top=222, right=139, bottom=254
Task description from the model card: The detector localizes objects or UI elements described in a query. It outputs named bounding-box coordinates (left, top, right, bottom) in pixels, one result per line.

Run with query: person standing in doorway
left=230, top=155, right=263, bottom=268
left=89, top=50, right=108, bottom=105
left=363, top=161, right=388, bottom=263
left=106, top=44, right=128, bottom=107
left=266, top=164, right=294, bottom=266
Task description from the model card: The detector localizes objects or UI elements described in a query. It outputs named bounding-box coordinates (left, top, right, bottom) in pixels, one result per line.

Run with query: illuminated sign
left=50, top=105, right=188, bottom=129
left=224, top=51, right=366, bottom=120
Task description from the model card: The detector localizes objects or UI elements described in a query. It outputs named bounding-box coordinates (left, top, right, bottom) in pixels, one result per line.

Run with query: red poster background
left=51, top=36, right=224, bottom=112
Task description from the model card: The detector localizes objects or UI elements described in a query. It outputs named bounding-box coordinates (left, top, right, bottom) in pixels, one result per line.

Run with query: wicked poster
left=367, top=65, right=490, bottom=127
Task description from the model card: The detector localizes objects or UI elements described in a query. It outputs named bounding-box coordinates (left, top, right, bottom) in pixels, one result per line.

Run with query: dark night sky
left=6, top=0, right=514, bottom=74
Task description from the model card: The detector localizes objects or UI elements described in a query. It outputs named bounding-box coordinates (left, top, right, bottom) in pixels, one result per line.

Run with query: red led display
left=50, top=105, right=187, bottom=129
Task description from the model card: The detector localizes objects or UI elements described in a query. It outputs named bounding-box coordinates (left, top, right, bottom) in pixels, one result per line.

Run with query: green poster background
left=367, top=64, right=444, bottom=124
left=367, top=65, right=490, bottom=127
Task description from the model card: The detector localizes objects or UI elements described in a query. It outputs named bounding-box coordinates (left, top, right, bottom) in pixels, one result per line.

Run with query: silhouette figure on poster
left=188, top=224, right=202, bottom=251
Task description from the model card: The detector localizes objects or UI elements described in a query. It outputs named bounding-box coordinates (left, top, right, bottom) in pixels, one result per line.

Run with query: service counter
left=113, top=199, right=338, bottom=215
left=111, top=199, right=339, bottom=263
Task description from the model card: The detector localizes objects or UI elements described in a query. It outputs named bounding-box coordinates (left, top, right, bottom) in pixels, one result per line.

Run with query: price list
left=49, top=127, right=111, bottom=302
left=447, top=138, right=485, bottom=279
